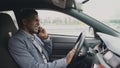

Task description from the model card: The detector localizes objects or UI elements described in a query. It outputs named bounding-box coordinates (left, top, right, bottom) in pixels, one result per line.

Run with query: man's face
left=24, top=15, right=40, bottom=34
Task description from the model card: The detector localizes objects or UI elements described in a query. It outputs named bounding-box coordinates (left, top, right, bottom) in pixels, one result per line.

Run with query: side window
left=37, top=10, right=94, bottom=37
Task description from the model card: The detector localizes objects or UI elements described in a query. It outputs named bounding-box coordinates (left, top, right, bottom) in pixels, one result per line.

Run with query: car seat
left=0, top=13, right=19, bottom=68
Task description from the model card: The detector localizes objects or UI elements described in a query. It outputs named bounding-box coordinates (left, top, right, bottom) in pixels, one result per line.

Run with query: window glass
left=37, top=10, right=93, bottom=36
left=82, top=0, right=120, bottom=32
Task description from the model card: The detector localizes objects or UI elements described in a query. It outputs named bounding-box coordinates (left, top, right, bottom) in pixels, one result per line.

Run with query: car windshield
left=76, top=0, right=120, bottom=32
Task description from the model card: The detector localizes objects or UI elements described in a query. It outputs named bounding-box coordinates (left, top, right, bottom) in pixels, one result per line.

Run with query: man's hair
left=18, top=9, right=38, bottom=28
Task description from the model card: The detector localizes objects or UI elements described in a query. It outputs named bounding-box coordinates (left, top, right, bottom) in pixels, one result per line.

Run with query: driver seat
left=0, top=13, right=19, bottom=68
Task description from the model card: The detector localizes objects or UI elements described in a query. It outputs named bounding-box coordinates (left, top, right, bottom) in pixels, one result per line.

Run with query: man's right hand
left=66, top=48, right=76, bottom=64
left=37, top=27, right=48, bottom=40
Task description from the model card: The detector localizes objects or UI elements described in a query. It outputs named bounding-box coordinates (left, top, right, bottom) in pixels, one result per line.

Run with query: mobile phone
left=37, top=27, right=42, bottom=34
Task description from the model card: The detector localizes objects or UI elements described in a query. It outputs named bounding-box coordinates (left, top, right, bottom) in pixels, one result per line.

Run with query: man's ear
left=22, top=19, right=27, bottom=26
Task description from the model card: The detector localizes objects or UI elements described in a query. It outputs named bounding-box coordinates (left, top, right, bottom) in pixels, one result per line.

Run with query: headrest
left=0, top=13, right=19, bottom=68
left=0, top=13, right=17, bottom=44
left=0, top=13, right=17, bottom=37
left=0, top=13, right=18, bottom=49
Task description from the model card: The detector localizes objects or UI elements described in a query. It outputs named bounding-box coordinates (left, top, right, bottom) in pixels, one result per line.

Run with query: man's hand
left=66, top=48, right=76, bottom=64
left=37, top=27, right=48, bottom=39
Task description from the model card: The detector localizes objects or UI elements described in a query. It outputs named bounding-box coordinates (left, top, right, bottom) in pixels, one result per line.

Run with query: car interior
left=0, top=13, right=19, bottom=68
left=0, top=0, right=120, bottom=68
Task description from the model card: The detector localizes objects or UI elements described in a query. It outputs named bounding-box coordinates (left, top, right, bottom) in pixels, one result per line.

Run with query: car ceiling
left=0, top=0, right=57, bottom=10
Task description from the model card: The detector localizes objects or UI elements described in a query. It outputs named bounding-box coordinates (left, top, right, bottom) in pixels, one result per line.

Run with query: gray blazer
left=8, top=30, right=67, bottom=68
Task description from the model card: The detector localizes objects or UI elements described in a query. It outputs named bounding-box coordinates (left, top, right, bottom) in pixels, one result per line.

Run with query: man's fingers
left=71, top=49, right=82, bottom=56
left=70, top=48, right=76, bottom=54
left=72, top=48, right=76, bottom=51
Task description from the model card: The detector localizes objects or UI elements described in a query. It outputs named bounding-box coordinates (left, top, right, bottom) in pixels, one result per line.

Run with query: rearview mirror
left=52, top=0, right=73, bottom=8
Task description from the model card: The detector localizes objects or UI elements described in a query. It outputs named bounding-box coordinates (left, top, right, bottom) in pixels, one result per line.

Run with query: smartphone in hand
left=37, top=27, right=42, bottom=34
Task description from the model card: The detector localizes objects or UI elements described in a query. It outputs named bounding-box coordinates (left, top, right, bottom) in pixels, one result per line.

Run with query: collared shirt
left=22, top=30, right=47, bottom=63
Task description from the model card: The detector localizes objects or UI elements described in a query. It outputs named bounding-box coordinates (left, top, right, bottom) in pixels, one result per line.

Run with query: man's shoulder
left=10, top=30, right=26, bottom=41
left=8, top=30, right=28, bottom=49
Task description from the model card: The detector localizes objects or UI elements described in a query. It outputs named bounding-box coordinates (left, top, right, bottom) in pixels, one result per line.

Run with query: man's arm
left=43, top=37, right=52, bottom=56
left=8, top=37, right=67, bottom=68
left=37, top=27, right=52, bottom=55
left=35, top=34, right=52, bottom=56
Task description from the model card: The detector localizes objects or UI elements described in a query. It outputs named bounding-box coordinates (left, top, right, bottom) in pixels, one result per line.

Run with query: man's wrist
left=43, top=37, right=50, bottom=42
left=37, top=34, right=48, bottom=40
left=66, top=57, right=69, bottom=65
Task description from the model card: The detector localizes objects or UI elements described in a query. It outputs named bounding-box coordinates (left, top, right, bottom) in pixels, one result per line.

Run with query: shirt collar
left=22, top=30, right=35, bottom=40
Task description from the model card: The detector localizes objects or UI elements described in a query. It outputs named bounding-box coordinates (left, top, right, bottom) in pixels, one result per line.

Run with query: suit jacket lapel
left=32, top=39, right=49, bottom=61
left=39, top=44, right=49, bottom=61
left=34, top=35, right=49, bottom=61
left=18, top=29, right=49, bottom=61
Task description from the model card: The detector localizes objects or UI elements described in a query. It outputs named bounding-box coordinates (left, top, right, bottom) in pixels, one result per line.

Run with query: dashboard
left=92, top=33, right=120, bottom=68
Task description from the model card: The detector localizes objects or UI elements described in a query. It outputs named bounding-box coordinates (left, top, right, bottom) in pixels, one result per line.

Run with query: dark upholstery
left=0, top=13, right=19, bottom=68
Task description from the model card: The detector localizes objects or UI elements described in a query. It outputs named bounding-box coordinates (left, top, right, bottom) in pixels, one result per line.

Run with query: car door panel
left=50, top=35, right=77, bottom=60
left=49, top=34, right=99, bottom=61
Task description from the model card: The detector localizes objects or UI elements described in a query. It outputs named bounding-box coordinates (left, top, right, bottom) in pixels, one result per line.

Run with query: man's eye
left=36, top=19, right=39, bottom=21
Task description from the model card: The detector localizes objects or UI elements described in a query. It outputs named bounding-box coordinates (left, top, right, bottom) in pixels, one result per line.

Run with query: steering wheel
left=69, top=32, right=85, bottom=66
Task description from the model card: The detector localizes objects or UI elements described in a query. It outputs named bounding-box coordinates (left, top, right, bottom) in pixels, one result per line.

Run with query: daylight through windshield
left=76, top=0, right=120, bottom=32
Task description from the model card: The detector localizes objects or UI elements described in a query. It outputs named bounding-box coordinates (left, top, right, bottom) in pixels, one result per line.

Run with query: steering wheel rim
left=70, top=32, right=85, bottom=64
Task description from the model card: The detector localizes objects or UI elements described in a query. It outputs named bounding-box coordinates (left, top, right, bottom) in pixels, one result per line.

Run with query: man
left=8, top=9, right=76, bottom=68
